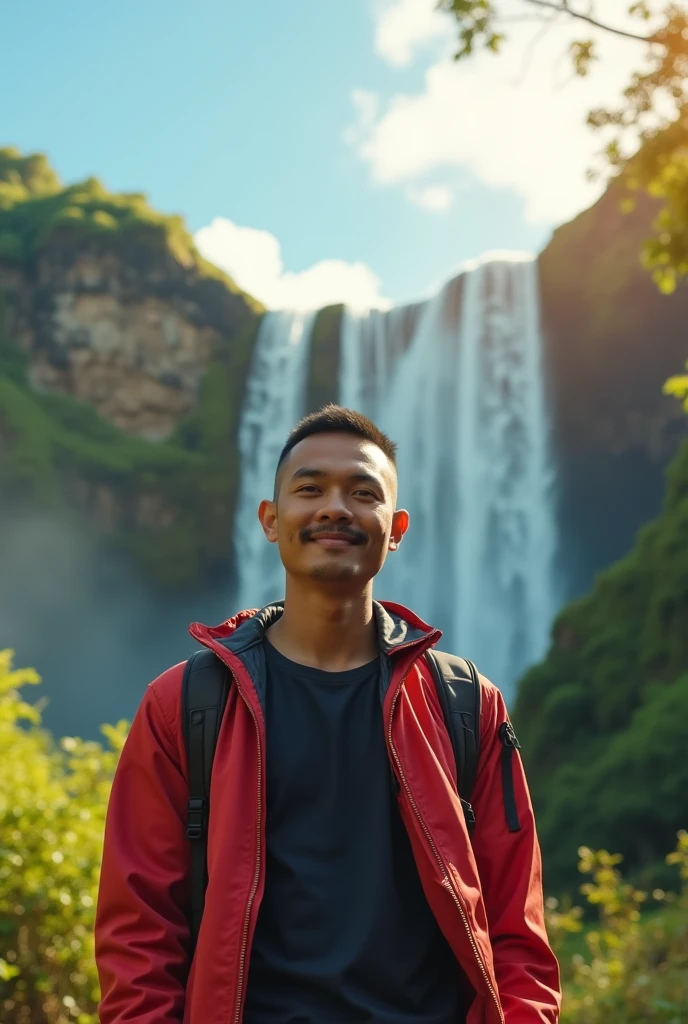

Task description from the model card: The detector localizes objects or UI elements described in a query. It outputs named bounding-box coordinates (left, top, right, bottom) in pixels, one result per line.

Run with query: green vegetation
left=550, top=839, right=688, bottom=1022
left=514, top=436, right=688, bottom=892
left=440, top=1, right=688, bottom=293
left=0, top=650, right=126, bottom=1024
left=1, top=650, right=686, bottom=1021
left=0, top=147, right=259, bottom=308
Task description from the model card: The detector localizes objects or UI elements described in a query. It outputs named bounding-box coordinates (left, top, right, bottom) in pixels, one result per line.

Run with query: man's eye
left=355, top=490, right=376, bottom=498
left=298, top=485, right=319, bottom=492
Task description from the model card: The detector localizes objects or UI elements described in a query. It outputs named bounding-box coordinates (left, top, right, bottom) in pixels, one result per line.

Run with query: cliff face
left=538, top=186, right=688, bottom=596
left=540, top=186, right=688, bottom=466
left=0, top=237, right=257, bottom=442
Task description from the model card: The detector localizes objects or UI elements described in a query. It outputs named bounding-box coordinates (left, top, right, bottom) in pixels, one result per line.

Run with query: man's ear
left=258, top=499, right=279, bottom=544
left=388, top=508, right=409, bottom=552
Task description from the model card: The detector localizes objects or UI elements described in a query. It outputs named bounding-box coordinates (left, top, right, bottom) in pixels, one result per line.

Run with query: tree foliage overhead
left=440, top=1, right=688, bottom=292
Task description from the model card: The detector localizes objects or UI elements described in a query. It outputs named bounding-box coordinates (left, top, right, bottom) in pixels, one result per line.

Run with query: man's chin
left=308, top=561, right=360, bottom=580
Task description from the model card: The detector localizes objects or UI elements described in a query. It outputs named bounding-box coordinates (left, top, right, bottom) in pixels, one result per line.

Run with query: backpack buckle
left=499, top=722, right=521, bottom=750
left=186, top=798, right=207, bottom=840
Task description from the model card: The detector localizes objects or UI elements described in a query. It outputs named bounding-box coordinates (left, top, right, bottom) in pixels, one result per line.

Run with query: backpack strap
left=181, top=648, right=230, bottom=955
left=425, top=649, right=481, bottom=835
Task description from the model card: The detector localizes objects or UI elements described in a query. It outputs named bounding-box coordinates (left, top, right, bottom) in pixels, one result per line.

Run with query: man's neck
left=265, top=580, right=379, bottom=672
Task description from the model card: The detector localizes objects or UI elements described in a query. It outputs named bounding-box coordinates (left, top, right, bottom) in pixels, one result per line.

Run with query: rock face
left=538, top=187, right=688, bottom=596
left=0, top=236, right=258, bottom=440
left=540, top=186, right=688, bottom=467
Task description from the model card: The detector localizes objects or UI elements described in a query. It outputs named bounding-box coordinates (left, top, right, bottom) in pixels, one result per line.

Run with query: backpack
left=181, top=646, right=516, bottom=953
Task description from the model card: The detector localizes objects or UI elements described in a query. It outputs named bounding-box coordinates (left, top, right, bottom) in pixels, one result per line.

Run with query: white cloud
left=407, top=184, right=454, bottom=211
left=375, top=0, right=453, bottom=66
left=194, top=218, right=391, bottom=312
left=353, top=0, right=651, bottom=224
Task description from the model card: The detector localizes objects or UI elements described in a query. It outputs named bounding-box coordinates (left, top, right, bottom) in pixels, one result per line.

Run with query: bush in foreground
left=0, top=651, right=126, bottom=1023
left=549, top=839, right=688, bottom=1023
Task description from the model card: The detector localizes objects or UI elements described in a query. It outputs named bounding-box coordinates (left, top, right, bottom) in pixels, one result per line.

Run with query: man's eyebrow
left=290, top=467, right=385, bottom=490
left=349, top=472, right=385, bottom=490
left=290, top=467, right=327, bottom=482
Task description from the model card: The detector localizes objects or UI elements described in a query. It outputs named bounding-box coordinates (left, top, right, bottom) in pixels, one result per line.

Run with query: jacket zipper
left=231, top=669, right=263, bottom=1024
left=388, top=676, right=505, bottom=1024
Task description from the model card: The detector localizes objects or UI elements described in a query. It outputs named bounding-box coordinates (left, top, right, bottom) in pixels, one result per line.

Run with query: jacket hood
left=189, top=599, right=441, bottom=657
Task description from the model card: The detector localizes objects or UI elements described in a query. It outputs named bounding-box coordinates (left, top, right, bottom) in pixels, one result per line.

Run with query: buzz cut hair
left=273, top=404, right=398, bottom=500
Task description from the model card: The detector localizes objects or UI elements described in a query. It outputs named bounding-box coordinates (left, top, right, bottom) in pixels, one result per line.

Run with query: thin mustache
left=303, top=527, right=366, bottom=544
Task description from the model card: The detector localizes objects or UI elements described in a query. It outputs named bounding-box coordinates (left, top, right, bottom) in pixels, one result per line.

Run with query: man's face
left=258, top=432, right=408, bottom=586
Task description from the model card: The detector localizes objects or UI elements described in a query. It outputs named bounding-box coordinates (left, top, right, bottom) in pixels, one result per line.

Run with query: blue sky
left=4, top=0, right=640, bottom=307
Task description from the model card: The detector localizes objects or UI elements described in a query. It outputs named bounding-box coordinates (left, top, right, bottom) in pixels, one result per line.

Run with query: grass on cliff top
left=0, top=146, right=262, bottom=313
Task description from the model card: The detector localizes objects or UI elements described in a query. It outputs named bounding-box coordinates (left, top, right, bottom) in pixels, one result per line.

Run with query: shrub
left=548, top=835, right=688, bottom=1022
left=0, top=651, right=127, bottom=1023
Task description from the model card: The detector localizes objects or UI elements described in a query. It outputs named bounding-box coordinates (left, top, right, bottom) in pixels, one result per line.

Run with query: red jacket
left=95, top=601, right=561, bottom=1023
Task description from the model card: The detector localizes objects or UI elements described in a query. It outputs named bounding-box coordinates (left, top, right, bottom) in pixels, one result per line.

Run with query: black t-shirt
left=243, top=638, right=462, bottom=1023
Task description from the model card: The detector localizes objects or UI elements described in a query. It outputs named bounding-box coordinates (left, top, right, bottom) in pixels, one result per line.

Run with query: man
left=95, top=404, right=561, bottom=1023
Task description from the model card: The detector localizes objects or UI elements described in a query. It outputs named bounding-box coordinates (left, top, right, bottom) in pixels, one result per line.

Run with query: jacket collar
left=191, top=599, right=439, bottom=658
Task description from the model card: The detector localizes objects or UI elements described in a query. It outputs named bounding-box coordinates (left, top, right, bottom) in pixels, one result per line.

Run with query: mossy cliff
left=519, top=193, right=688, bottom=892
left=513, top=435, right=688, bottom=893
left=0, top=148, right=263, bottom=587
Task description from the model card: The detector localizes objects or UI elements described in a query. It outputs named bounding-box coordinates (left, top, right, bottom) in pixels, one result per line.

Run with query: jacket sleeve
left=470, top=678, right=562, bottom=1023
left=95, top=672, right=191, bottom=1024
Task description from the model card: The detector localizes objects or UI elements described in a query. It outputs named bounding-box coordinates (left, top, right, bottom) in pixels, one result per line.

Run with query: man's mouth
left=310, top=534, right=355, bottom=547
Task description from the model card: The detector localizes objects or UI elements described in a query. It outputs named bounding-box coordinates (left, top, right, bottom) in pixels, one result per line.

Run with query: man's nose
left=316, top=491, right=353, bottom=520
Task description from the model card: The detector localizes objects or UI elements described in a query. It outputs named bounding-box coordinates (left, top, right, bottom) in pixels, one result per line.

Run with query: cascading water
left=232, top=309, right=315, bottom=609
left=232, top=255, right=559, bottom=695
left=341, top=255, right=560, bottom=694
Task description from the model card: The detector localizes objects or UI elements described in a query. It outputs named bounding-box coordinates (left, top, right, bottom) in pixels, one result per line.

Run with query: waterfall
left=232, top=255, right=559, bottom=695
left=341, top=255, right=559, bottom=694
left=232, top=310, right=315, bottom=609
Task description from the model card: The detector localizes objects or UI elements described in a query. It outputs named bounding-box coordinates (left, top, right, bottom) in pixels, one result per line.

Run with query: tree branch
left=514, top=7, right=561, bottom=85
left=518, top=0, right=661, bottom=44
